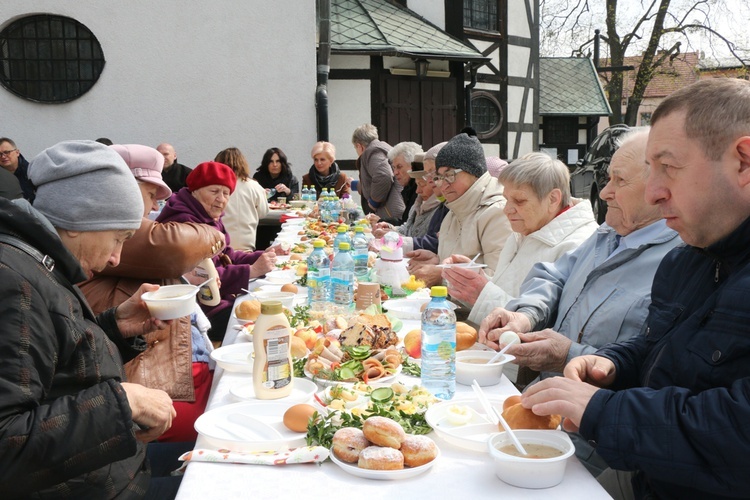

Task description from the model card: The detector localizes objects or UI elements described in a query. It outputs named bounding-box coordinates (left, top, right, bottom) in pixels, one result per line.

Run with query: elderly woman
left=385, top=141, right=421, bottom=225
left=303, top=141, right=349, bottom=197
left=352, top=123, right=404, bottom=220
left=373, top=153, right=442, bottom=250
left=443, top=152, right=599, bottom=325
left=158, top=161, right=281, bottom=339
left=217, top=147, right=269, bottom=251
left=253, top=147, right=299, bottom=202
left=406, top=133, right=512, bottom=287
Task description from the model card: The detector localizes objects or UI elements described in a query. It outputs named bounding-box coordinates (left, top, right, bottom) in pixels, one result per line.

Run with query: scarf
left=308, top=161, right=341, bottom=191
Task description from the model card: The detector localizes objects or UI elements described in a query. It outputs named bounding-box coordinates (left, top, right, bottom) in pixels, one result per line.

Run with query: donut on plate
left=358, top=446, right=404, bottom=470
left=332, top=427, right=369, bottom=463
left=400, top=434, right=438, bottom=467
left=362, top=416, right=406, bottom=449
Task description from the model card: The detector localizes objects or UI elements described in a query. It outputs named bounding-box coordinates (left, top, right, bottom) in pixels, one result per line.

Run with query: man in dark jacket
left=0, top=140, right=176, bottom=497
left=0, top=137, right=35, bottom=202
left=157, top=142, right=192, bottom=193
left=522, top=78, right=750, bottom=499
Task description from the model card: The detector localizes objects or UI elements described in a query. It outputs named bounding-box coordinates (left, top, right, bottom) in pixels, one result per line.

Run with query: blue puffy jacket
left=582, top=215, right=750, bottom=499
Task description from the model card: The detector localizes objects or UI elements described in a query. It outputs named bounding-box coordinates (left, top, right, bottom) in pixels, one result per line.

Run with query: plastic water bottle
left=319, top=192, right=330, bottom=223
left=352, top=226, right=369, bottom=280
left=331, top=242, right=354, bottom=314
left=330, top=194, right=341, bottom=222
left=421, top=286, right=456, bottom=400
left=333, top=225, right=351, bottom=257
left=307, top=239, right=331, bottom=310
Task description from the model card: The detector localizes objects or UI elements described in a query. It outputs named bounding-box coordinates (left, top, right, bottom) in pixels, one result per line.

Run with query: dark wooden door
left=379, top=76, right=457, bottom=147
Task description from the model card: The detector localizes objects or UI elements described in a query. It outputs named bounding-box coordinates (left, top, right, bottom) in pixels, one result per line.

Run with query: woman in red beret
left=157, top=161, right=284, bottom=340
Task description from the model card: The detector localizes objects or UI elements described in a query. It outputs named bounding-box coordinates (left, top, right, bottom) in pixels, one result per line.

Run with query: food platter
left=230, top=377, right=318, bottom=403
left=304, top=365, right=402, bottom=387
left=329, top=446, right=440, bottom=480
left=424, top=395, right=508, bottom=453
left=194, top=401, right=307, bottom=452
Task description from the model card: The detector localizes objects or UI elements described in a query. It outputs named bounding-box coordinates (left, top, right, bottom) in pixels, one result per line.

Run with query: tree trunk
left=605, top=0, right=624, bottom=124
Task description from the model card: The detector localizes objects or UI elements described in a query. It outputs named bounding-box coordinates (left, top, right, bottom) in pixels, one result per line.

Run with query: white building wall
left=327, top=78, right=371, bottom=169
left=406, top=0, right=446, bottom=29
left=0, top=1, right=317, bottom=178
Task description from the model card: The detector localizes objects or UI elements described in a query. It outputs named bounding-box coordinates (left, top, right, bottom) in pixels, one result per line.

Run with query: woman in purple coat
left=158, top=161, right=281, bottom=340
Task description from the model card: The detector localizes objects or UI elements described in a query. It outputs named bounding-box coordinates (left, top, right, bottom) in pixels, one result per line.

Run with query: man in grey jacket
left=479, top=129, right=682, bottom=380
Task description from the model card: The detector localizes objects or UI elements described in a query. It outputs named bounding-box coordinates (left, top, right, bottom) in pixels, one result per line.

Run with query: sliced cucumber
left=370, top=387, right=394, bottom=404
left=338, top=367, right=356, bottom=380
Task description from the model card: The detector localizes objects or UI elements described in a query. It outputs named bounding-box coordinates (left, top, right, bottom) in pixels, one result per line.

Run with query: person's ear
left=548, top=188, right=562, bottom=212
left=735, top=137, right=750, bottom=188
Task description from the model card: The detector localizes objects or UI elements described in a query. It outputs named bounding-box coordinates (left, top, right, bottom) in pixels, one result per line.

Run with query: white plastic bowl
left=455, top=350, right=515, bottom=386
left=488, top=430, right=575, bottom=488
left=210, top=343, right=254, bottom=373
left=253, top=291, right=296, bottom=309
left=141, top=284, right=198, bottom=320
left=265, top=269, right=297, bottom=284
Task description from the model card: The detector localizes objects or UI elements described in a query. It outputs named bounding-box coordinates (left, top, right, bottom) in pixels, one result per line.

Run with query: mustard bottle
left=252, top=301, right=294, bottom=399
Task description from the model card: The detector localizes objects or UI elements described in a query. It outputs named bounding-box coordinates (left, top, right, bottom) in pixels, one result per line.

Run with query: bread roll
left=456, top=322, right=478, bottom=351
left=235, top=300, right=261, bottom=320
left=501, top=396, right=561, bottom=430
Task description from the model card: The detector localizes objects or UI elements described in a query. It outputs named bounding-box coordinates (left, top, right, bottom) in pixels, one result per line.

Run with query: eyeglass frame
left=0, top=149, right=18, bottom=157
left=431, top=168, right=463, bottom=186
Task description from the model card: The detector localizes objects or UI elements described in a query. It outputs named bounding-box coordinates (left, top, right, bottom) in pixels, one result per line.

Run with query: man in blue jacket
left=523, top=78, right=750, bottom=499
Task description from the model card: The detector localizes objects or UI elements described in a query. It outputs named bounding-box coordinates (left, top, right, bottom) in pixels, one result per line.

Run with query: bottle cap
left=430, top=286, right=448, bottom=298
left=338, top=242, right=350, bottom=251
left=260, top=300, right=283, bottom=315
left=313, top=239, right=325, bottom=248
left=337, top=225, right=347, bottom=233
left=355, top=226, right=364, bottom=233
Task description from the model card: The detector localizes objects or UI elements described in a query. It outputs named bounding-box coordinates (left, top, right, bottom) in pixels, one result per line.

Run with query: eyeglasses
left=431, top=169, right=462, bottom=186
left=0, top=149, right=18, bottom=157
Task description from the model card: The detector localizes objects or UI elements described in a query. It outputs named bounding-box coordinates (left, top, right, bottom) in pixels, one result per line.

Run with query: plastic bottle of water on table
left=421, top=285, right=456, bottom=400
left=331, top=242, right=354, bottom=315
left=332, top=224, right=351, bottom=257
left=306, top=239, right=331, bottom=311
left=352, top=225, right=369, bottom=281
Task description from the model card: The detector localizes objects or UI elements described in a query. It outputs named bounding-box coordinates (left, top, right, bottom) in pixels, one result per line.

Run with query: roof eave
left=332, top=47, right=490, bottom=63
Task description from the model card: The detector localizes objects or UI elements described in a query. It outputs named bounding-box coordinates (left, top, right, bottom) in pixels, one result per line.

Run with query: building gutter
left=317, top=0, right=331, bottom=141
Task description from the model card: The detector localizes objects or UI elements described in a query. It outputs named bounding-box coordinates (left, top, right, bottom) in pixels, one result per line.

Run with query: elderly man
left=0, top=141, right=176, bottom=497
left=0, top=137, right=35, bottom=202
left=521, top=78, right=750, bottom=499
left=352, top=124, right=404, bottom=220
left=406, top=132, right=512, bottom=287
left=157, top=142, right=192, bottom=193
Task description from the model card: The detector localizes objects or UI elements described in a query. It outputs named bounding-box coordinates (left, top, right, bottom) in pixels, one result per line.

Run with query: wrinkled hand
left=442, top=255, right=488, bottom=306
left=564, top=355, right=617, bottom=387
left=521, top=376, right=601, bottom=433
left=503, top=329, right=572, bottom=373
left=267, top=243, right=289, bottom=256
left=366, top=213, right=380, bottom=225
left=478, top=308, right=532, bottom=350
left=122, top=382, right=176, bottom=442
left=411, top=264, right=443, bottom=288
left=372, top=222, right=395, bottom=239
left=250, top=251, right=277, bottom=278
left=115, top=283, right=172, bottom=338
left=405, top=250, right=439, bottom=273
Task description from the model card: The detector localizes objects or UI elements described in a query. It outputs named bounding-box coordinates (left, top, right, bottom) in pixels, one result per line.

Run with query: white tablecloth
left=176, top=304, right=611, bottom=499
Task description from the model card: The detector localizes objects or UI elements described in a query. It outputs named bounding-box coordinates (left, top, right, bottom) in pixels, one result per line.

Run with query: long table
left=176, top=215, right=610, bottom=499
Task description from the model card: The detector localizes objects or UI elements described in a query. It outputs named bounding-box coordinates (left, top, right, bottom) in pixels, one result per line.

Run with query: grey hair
left=613, top=127, right=651, bottom=179
left=351, top=123, right=379, bottom=146
left=388, top=142, right=423, bottom=163
left=498, top=151, right=571, bottom=207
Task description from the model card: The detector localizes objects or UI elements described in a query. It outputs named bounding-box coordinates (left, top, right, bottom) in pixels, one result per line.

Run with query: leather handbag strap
left=0, top=233, right=56, bottom=271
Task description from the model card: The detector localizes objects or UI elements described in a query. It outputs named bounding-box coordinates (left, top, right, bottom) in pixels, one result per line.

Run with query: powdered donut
left=357, top=446, right=404, bottom=470
left=362, top=416, right=406, bottom=449
left=400, top=434, right=438, bottom=467
left=332, top=427, right=369, bottom=463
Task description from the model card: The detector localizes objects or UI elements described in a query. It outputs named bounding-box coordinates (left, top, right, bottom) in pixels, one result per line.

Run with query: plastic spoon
left=487, top=336, right=520, bottom=364
left=471, top=380, right=527, bottom=456
left=469, top=252, right=482, bottom=264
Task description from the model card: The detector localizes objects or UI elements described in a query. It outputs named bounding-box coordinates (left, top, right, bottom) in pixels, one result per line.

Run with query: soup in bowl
left=455, top=350, right=514, bottom=386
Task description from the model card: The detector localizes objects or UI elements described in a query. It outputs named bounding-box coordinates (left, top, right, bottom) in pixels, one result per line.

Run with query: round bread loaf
left=362, top=416, right=406, bottom=449
left=332, top=427, right=369, bottom=463
left=400, top=434, right=438, bottom=467
left=501, top=395, right=562, bottom=430
left=357, top=446, right=404, bottom=470
left=456, top=322, right=478, bottom=351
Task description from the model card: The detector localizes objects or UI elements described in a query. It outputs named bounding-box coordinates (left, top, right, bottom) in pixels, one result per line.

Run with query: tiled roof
left=598, top=52, right=700, bottom=98
left=539, top=57, right=611, bottom=116
left=330, top=0, right=486, bottom=61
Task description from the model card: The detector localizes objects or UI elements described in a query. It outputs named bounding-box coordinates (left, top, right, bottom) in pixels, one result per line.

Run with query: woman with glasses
left=406, top=132, right=512, bottom=287
left=442, top=152, right=598, bottom=324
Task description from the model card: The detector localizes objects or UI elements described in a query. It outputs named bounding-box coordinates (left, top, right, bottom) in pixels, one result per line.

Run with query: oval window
left=0, top=14, right=105, bottom=103
left=471, top=91, right=503, bottom=139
